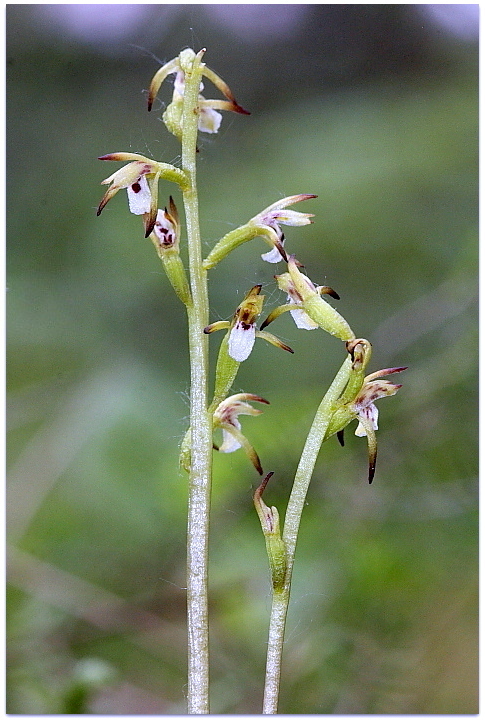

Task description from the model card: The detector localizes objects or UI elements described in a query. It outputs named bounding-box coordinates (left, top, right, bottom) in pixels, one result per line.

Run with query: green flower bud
left=254, top=473, right=287, bottom=591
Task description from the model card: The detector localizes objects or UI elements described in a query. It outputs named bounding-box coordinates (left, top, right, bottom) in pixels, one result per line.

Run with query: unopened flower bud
left=254, top=472, right=287, bottom=591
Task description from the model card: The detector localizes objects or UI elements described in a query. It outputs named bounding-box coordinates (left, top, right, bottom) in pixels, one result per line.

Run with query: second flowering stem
left=261, top=354, right=353, bottom=714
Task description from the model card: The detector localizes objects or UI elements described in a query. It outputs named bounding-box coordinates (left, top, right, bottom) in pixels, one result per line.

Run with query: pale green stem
left=181, top=51, right=212, bottom=715
left=262, top=355, right=353, bottom=714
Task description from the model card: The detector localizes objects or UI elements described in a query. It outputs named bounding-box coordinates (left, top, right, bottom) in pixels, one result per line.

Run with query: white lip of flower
left=127, top=175, right=152, bottom=215
left=354, top=404, right=379, bottom=437
left=274, top=270, right=319, bottom=330
left=153, top=208, right=177, bottom=248
left=197, top=106, right=222, bottom=133
left=285, top=274, right=319, bottom=330
left=289, top=307, right=319, bottom=330
left=218, top=413, right=248, bottom=453
left=261, top=244, right=286, bottom=263
left=228, top=322, right=256, bottom=362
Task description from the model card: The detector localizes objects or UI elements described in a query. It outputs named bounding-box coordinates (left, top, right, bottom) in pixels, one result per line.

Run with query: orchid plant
left=96, top=48, right=405, bottom=715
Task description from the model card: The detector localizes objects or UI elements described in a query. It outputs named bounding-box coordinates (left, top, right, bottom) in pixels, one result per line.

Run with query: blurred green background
left=7, top=4, right=478, bottom=714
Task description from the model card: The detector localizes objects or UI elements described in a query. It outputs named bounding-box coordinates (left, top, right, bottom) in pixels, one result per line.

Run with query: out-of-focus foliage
left=7, top=5, right=477, bottom=714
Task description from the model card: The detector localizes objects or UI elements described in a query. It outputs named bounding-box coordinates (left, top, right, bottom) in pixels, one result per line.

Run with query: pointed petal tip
left=368, top=452, right=377, bottom=483
left=97, top=153, right=126, bottom=161
left=320, top=286, right=340, bottom=300
left=96, top=194, right=110, bottom=215
left=382, top=366, right=408, bottom=376
left=275, top=239, right=288, bottom=262
left=257, top=471, right=274, bottom=496
left=144, top=219, right=156, bottom=238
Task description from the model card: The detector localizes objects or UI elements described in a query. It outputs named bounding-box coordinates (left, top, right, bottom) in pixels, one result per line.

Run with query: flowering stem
left=181, top=50, right=212, bottom=714
left=262, top=354, right=353, bottom=714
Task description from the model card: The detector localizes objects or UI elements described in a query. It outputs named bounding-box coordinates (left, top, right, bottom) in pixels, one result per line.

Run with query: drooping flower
left=261, top=256, right=354, bottom=340
left=96, top=153, right=187, bottom=237
left=213, top=393, right=269, bottom=474
left=202, top=194, right=316, bottom=270
left=147, top=48, right=249, bottom=140
left=204, top=285, right=293, bottom=363
left=253, top=195, right=317, bottom=263
left=325, top=339, right=407, bottom=483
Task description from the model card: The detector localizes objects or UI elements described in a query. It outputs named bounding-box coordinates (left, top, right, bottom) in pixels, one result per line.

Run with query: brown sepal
left=144, top=210, right=157, bottom=238
left=368, top=451, right=377, bottom=484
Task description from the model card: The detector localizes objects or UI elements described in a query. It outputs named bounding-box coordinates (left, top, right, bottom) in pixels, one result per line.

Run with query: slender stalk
left=181, top=51, right=212, bottom=714
left=262, top=355, right=353, bottom=714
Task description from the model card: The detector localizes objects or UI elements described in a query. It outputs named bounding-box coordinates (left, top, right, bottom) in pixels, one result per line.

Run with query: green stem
left=181, top=50, right=212, bottom=715
left=262, top=354, right=352, bottom=714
